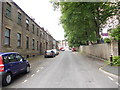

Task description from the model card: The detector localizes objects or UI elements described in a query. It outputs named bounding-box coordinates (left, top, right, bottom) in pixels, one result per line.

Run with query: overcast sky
left=14, top=0, right=65, bottom=41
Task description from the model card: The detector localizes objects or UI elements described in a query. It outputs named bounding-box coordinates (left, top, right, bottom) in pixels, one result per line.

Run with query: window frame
left=32, top=24, right=35, bottom=34
left=18, top=12, right=22, bottom=25
left=26, top=36, right=29, bottom=49
left=4, top=28, right=10, bottom=46
left=40, top=31, right=42, bottom=38
left=37, top=28, right=39, bottom=36
left=32, top=39, right=35, bottom=50
left=6, top=2, right=11, bottom=18
left=26, top=19, right=29, bottom=30
left=17, top=33, right=21, bottom=47
left=37, top=41, right=39, bottom=50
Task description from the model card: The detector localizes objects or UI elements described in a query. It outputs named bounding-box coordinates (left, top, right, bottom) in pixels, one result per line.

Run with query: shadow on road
left=2, top=72, right=30, bottom=88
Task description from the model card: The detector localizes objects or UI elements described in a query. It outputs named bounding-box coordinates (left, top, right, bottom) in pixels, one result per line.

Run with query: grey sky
left=14, top=0, right=65, bottom=41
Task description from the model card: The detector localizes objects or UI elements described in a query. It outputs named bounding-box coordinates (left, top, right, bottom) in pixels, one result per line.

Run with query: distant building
left=58, top=40, right=69, bottom=50
left=0, top=1, right=57, bottom=58
left=101, top=33, right=109, bottom=39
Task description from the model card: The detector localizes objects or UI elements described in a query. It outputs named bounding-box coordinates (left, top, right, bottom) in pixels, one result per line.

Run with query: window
left=32, top=24, right=35, bottom=33
left=15, top=54, right=23, bottom=61
left=40, top=31, right=42, bottom=38
left=26, top=37, right=29, bottom=49
left=43, top=32, right=45, bottom=39
left=17, top=33, right=21, bottom=47
left=37, top=41, right=39, bottom=50
left=6, top=3, right=11, bottom=18
left=26, top=19, right=29, bottom=30
left=3, top=54, right=16, bottom=63
left=9, top=54, right=16, bottom=62
left=2, top=55, right=10, bottom=64
left=32, top=39, right=35, bottom=50
left=4, top=28, right=10, bottom=45
left=37, top=28, right=39, bottom=36
left=41, top=32, right=43, bottom=38
left=18, top=12, right=22, bottom=25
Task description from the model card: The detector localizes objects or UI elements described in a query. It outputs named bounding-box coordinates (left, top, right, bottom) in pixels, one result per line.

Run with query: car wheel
left=26, top=66, right=30, bottom=73
left=3, top=73, right=12, bottom=86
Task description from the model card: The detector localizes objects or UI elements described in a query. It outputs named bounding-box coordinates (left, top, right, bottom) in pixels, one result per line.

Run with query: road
left=3, top=51, right=118, bottom=88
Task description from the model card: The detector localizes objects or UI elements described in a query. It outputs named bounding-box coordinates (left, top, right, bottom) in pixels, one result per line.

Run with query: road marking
left=37, top=70, right=40, bottom=72
left=99, top=67, right=118, bottom=79
left=115, top=82, right=120, bottom=86
left=22, top=80, right=28, bottom=83
left=31, top=74, right=35, bottom=77
left=108, top=76, right=114, bottom=81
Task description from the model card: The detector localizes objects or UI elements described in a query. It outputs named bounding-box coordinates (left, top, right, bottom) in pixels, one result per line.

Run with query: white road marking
left=115, top=82, right=120, bottom=86
left=22, top=80, right=28, bottom=83
left=108, top=76, right=114, bottom=81
left=31, top=74, right=35, bottom=77
left=37, top=70, right=40, bottom=72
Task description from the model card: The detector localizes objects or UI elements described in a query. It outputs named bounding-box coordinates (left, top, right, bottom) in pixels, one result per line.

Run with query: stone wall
left=79, top=41, right=118, bottom=60
left=0, top=1, right=2, bottom=51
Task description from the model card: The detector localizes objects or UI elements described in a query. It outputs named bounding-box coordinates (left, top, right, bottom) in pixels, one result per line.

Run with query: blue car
left=0, top=52, right=30, bottom=86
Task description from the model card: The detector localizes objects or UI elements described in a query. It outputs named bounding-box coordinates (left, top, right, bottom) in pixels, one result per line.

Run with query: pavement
left=75, top=52, right=120, bottom=79
left=99, top=64, right=120, bottom=79
left=82, top=53, right=120, bottom=79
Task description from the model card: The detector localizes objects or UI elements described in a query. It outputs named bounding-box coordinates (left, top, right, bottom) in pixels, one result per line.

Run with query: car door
left=3, top=54, right=19, bottom=75
left=15, top=54, right=27, bottom=72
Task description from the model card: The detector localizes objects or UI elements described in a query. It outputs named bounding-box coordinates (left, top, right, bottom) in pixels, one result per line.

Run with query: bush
left=104, top=38, right=111, bottom=43
left=112, top=56, right=120, bottom=66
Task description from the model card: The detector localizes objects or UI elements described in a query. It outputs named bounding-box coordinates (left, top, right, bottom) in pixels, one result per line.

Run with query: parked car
left=59, top=47, right=65, bottom=51
left=61, top=49, right=65, bottom=51
left=72, top=48, right=76, bottom=52
left=52, top=49, right=59, bottom=55
left=0, top=52, right=30, bottom=86
left=44, top=50, right=55, bottom=58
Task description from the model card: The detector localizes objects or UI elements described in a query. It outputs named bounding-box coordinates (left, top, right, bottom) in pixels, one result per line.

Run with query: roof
left=0, top=52, right=4, bottom=55
left=0, top=52, right=19, bottom=55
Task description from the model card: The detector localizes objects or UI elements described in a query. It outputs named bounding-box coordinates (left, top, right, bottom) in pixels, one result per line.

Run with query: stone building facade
left=0, top=1, right=57, bottom=58
left=0, top=1, right=2, bottom=51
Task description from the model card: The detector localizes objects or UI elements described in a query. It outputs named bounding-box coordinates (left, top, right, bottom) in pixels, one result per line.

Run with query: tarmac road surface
left=3, top=51, right=118, bottom=88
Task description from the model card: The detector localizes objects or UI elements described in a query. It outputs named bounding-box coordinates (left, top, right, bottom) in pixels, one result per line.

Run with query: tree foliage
left=52, top=2, right=118, bottom=47
left=111, top=26, right=120, bottom=41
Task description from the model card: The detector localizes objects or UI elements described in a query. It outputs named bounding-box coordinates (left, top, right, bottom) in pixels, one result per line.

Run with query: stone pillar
left=111, top=40, right=118, bottom=56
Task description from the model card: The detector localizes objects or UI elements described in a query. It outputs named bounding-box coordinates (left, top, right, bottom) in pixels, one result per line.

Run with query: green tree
left=111, top=26, right=120, bottom=55
left=52, top=2, right=118, bottom=47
